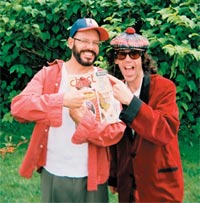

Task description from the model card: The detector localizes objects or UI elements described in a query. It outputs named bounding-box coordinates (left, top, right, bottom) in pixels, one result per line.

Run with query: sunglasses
left=115, top=50, right=142, bottom=60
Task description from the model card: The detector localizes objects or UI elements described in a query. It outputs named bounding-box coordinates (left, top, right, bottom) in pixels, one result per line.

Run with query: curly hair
left=107, top=49, right=157, bottom=80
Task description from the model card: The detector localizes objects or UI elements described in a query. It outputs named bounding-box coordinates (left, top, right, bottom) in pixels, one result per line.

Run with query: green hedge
left=1, top=0, right=199, bottom=140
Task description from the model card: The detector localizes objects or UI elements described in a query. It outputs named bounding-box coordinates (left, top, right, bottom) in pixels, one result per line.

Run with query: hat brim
left=112, top=47, right=147, bottom=52
left=78, top=27, right=109, bottom=41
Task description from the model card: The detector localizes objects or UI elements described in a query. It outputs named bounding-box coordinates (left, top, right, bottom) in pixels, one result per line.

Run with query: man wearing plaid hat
left=11, top=18, right=126, bottom=203
left=107, top=28, right=184, bottom=202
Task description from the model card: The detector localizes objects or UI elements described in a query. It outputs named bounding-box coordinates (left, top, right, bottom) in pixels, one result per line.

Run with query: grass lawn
left=0, top=122, right=199, bottom=203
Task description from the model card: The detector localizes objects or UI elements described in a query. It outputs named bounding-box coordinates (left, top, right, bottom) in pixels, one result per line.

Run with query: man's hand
left=63, top=89, right=94, bottom=108
left=107, top=74, right=133, bottom=105
left=69, top=106, right=88, bottom=126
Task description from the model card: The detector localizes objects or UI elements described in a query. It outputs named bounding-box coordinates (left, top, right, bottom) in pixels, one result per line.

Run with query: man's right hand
left=63, top=89, right=94, bottom=108
left=107, top=74, right=133, bottom=105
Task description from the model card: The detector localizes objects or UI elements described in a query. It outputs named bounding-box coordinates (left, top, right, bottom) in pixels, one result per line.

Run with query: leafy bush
left=1, top=0, right=199, bottom=140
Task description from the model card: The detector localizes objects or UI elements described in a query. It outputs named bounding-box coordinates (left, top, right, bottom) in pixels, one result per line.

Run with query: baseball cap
left=110, top=27, right=149, bottom=51
left=69, top=18, right=109, bottom=41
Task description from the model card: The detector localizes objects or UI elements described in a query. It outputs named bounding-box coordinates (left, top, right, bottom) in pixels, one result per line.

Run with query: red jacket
left=11, top=60, right=125, bottom=191
left=109, top=74, right=184, bottom=202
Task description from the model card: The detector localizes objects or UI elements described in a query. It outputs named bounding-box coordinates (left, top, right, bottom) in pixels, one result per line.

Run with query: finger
left=79, top=88, right=94, bottom=94
left=107, top=74, right=122, bottom=84
left=80, top=89, right=96, bottom=100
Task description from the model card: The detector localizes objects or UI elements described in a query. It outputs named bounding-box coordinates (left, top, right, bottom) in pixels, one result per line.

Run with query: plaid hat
left=110, top=27, right=149, bottom=51
left=69, top=18, right=109, bottom=41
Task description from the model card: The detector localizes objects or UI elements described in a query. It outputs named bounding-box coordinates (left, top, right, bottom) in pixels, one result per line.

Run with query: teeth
left=84, top=52, right=93, bottom=56
left=125, top=66, right=134, bottom=69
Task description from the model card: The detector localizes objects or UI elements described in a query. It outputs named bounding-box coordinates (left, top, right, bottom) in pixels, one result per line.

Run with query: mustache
left=81, top=50, right=97, bottom=57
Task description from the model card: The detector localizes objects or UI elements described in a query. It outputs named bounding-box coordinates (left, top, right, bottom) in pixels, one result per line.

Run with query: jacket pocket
left=157, top=166, right=180, bottom=186
left=158, top=167, right=178, bottom=173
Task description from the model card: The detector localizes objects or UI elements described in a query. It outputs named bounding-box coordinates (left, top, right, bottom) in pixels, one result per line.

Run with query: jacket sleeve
left=11, top=67, right=63, bottom=127
left=120, top=80, right=180, bottom=145
left=71, top=112, right=125, bottom=147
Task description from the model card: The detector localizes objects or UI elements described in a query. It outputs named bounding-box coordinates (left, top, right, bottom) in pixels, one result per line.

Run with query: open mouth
left=124, top=65, right=135, bottom=70
left=123, top=65, right=136, bottom=77
left=124, top=65, right=136, bottom=73
left=84, top=51, right=94, bottom=58
left=82, top=50, right=96, bottom=60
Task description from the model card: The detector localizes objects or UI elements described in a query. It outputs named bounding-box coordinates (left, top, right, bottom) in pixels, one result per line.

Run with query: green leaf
left=2, top=17, right=9, bottom=24
left=188, top=33, right=199, bottom=38
left=2, top=112, right=14, bottom=123
left=46, top=13, right=53, bottom=21
left=52, top=25, right=59, bottom=34
left=40, top=32, right=51, bottom=41
left=170, top=54, right=178, bottom=78
left=2, top=43, right=14, bottom=55
left=25, top=41, right=33, bottom=48
left=163, top=44, right=175, bottom=56
left=186, top=111, right=194, bottom=122
left=24, top=6, right=32, bottom=14
left=25, top=67, right=33, bottom=77
left=187, top=80, right=197, bottom=92
left=9, top=20, right=16, bottom=28
left=177, top=57, right=185, bottom=72
left=1, top=81, right=7, bottom=89
left=190, top=66, right=200, bottom=79
left=10, top=64, right=25, bottom=74
left=189, top=50, right=200, bottom=61
left=176, top=86, right=183, bottom=93
left=183, top=92, right=192, bottom=101
left=45, top=51, right=51, bottom=59
left=181, top=102, right=189, bottom=111
left=176, top=74, right=186, bottom=82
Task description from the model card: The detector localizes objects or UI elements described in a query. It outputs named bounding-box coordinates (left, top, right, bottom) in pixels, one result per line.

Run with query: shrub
left=1, top=0, right=199, bottom=140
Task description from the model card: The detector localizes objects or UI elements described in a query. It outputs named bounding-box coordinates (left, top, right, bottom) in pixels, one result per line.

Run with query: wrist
left=125, top=94, right=133, bottom=105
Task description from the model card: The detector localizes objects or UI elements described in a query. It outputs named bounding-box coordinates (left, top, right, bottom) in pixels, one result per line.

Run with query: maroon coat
left=109, top=74, right=184, bottom=202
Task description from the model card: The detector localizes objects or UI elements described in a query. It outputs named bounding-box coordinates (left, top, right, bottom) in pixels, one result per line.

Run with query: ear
left=68, top=37, right=74, bottom=49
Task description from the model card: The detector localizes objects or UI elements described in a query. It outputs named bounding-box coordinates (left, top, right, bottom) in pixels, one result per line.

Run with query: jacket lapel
left=140, top=73, right=150, bottom=104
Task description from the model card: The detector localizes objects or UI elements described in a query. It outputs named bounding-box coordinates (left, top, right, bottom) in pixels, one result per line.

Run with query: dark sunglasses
left=115, top=50, right=143, bottom=60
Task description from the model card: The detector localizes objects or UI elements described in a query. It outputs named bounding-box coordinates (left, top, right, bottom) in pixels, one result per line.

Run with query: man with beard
left=11, top=18, right=125, bottom=203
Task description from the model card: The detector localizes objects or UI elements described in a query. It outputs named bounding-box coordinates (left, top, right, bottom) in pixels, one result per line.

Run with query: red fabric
left=11, top=59, right=125, bottom=191
left=109, top=75, right=184, bottom=202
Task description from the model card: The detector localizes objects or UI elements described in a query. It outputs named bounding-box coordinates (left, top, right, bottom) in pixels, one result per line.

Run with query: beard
left=72, top=46, right=98, bottom=66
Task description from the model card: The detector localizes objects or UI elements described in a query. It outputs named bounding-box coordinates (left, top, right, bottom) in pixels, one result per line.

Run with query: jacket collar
left=140, top=73, right=150, bottom=104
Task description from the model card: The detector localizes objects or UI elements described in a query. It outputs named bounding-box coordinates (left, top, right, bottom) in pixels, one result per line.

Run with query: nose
left=124, top=54, right=132, bottom=60
left=86, top=42, right=98, bottom=49
left=87, top=42, right=95, bottom=49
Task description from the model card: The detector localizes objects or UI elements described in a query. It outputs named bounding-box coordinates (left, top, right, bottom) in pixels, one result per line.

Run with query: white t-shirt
left=44, top=65, right=88, bottom=177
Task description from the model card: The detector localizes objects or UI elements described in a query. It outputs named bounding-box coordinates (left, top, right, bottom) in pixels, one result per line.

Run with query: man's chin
left=80, top=59, right=95, bottom=66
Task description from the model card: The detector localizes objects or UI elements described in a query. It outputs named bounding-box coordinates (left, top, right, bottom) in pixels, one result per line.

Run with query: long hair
left=107, top=49, right=157, bottom=80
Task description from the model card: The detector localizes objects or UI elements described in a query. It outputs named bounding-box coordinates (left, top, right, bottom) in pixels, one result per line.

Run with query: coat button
left=40, top=145, right=43, bottom=148
left=130, top=152, right=136, bottom=158
left=129, top=174, right=133, bottom=178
